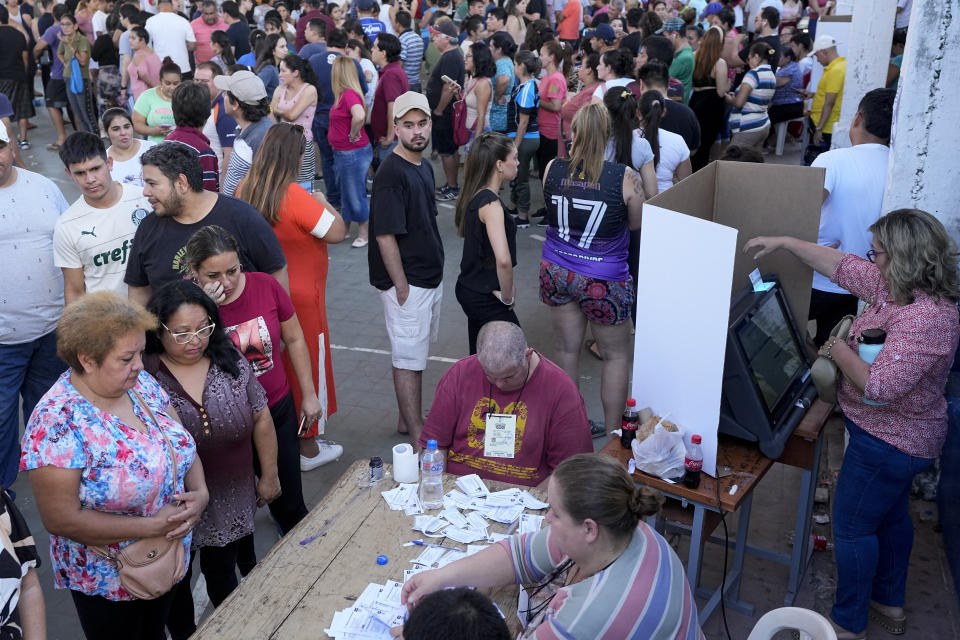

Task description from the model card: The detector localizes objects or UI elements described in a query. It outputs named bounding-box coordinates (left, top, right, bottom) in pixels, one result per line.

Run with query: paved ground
left=10, top=107, right=960, bottom=639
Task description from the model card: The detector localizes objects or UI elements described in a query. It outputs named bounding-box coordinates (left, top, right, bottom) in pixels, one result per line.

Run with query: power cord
left=714, top=474, right=733, bottom=640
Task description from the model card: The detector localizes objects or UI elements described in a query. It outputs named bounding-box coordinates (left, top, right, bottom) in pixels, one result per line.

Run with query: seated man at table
left=419, top=322, right=593, bottom=488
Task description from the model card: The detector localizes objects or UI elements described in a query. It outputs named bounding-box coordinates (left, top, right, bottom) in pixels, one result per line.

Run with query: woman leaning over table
left=21, top=292, right=208, bottom=640
left=745, top=209, right=960, bottom=640
left=143, top=280, right=281, bottom=640
left=454, top=131, right=520, bottom=355
left=239, top=123, right=347, bottom=471
left=396, top=453, right=704, bottom=639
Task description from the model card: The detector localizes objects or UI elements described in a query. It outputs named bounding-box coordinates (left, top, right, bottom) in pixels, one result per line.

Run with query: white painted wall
left=882, top=0, right=960, bottom=241
left=831, top=0, right=897, bottom=149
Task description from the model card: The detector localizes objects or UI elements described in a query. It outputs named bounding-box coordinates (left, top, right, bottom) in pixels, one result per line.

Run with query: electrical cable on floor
left=715, top=474, right=733, bottom=640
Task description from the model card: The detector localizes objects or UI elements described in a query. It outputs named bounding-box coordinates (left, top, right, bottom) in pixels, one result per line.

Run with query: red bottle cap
left=691, top=434, right=702, bottom=444
left=626, top=398, right=636, bottom=407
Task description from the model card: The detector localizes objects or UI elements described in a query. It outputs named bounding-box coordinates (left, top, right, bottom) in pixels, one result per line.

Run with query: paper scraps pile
left=324, top=580, right=406, bottom=640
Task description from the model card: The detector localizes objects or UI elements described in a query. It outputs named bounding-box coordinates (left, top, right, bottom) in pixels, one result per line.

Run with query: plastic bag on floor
left=632, top=423, right=686, bottom=479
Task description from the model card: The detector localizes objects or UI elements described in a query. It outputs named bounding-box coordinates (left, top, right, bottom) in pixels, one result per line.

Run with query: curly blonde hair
left=870, top=209, right=960, bottom=305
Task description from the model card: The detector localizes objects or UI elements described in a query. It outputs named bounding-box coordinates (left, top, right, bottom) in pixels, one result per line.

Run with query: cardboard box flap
left=647, top=161, right=825, bottom=323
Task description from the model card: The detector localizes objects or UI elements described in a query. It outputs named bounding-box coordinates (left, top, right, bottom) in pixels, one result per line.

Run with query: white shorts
left=380, top=283, right=443, bottom=370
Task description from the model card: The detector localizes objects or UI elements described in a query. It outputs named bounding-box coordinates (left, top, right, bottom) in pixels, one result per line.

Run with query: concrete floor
left=10, top=108, right=960, bottom=639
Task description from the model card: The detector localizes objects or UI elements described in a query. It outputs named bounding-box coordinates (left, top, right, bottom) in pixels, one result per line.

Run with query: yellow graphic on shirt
left=448, top=397, right=538, bottom=481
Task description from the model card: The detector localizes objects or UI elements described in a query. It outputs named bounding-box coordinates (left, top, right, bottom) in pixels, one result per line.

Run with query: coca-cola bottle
left=683, top=435, right=703, bottom=489
left=620, top=398, right=639, bottom=449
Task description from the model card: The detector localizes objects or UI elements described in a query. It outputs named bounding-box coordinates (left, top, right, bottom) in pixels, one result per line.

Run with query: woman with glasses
left=184, top=225, right=322, bottom=572
left=238, top=123, right=347, bottom=471
left=746, top=209, right=960, bottom=640
left=143, top=280, right=280, bottom=640
left=21, top=292, right=208, bottom=639
left=399, top=453, right=703, bottom=639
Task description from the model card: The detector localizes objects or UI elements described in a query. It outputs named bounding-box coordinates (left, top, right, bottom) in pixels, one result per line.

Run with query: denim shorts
left=538, top=260, right=635, bottom=326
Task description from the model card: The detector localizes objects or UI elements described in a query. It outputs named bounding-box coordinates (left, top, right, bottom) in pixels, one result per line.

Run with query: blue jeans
left=312, top=116, right=341, bottom=208
left=333, top=144, right=372, bottom=224
left=831, top=417, right=933, bottom=632
left=939, top=362, right=960, bottom=603
left=0, top=331, right=66, bottom=489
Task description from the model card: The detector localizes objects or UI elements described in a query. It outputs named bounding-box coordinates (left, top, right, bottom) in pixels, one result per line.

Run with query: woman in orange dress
left=238, top=123, right=347, bottom=470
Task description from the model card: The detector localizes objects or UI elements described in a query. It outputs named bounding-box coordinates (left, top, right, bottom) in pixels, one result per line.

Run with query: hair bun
left=629, top=486, right=664, bottom=518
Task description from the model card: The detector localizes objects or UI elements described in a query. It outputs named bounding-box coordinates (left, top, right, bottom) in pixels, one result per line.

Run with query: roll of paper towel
left=393, top=443, right=419, bottom=483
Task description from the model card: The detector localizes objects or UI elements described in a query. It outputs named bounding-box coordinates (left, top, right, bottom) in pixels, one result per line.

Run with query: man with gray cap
left=418, top=321, right=592, bottom=488
left=369, top=91, right=444, bottom=446
left=216, top=70, right=274, bottom=196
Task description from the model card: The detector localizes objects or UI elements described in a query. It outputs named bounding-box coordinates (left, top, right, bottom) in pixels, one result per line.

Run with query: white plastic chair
left=775, top=117, right=807, bottom=155
left=746, top=607, right=838, bottom=640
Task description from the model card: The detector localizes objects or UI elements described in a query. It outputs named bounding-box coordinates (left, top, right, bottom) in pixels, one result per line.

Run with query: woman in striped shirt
left=725, top=41, right=777, bottom=149
left=400, top=454, right=704, bottom=639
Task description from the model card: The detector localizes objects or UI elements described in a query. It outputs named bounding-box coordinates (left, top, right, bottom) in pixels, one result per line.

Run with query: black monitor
left=718, top=275, right=817, bottom=459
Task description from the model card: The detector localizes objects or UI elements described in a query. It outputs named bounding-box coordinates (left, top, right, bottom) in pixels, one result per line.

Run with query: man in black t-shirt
left=124, top=142, right=287, bottom=305
left=631, top=62, right=701, bottom=153
left=369, top=92, right=445, bottom=447
left=222, top=1, right=251, bottom=57
left=620, top=8, right=644, bottom=56
left=425, top=19, right=464, bottom=200
left=738, top=7, right=781, bottom=73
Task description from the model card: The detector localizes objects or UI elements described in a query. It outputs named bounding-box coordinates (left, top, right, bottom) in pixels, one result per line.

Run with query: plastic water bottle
left=419, top=440, right=444, bottom=509
left=683, top=435, right=703, bottom=489
left=858, top=329, right=889, bottom=406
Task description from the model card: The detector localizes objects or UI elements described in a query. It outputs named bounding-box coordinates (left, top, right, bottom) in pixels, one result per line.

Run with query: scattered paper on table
left=519, top=490, right=548, bottom=510
left=519, top=514, right=544, bottom=534
left=455, top=474, right=490, bottom=498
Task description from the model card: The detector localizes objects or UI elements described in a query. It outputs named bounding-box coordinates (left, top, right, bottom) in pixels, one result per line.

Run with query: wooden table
left=192, top=461, right=547, bottom=639
left=600, top=398, right=832, bottom=623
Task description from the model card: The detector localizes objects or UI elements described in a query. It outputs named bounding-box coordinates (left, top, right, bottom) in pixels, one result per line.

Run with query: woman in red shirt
left=558, top=53, right=599, bottom=158
left=328, top=56, right=373, bottom=248
left=239, top=123, right=347, bottom=470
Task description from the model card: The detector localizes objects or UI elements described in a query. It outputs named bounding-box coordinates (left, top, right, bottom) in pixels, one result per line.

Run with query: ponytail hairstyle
left=748, top=40, right=775, bottom=65
left=455, top=132, right=515, bottom=237
left=211, top=30, right=236, bottom=65
left=638, top=90, right=664, bottom=168
left=514, top=49, right=541, bottom=79
left=603, top=88, right=640, bottom=169
left=540, top=39, right=572, bottom=75
left=567, top=103, right=609, bottom=185
left=551, top=454, right=664, bottom=539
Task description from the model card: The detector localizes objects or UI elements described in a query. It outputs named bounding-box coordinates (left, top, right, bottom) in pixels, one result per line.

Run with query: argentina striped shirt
left=731, top=64, right=776, bottom=134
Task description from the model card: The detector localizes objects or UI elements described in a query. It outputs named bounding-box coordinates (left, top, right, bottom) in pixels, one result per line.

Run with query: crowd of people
left=0, top=0, right=943, bottom=638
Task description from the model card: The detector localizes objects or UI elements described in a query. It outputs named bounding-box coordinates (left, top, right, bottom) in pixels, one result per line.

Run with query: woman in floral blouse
left=746, top=209, right=960, bottom=640
left=20, top=292, right=208, bottom=640
left=143, top=280, right=280, bottom=640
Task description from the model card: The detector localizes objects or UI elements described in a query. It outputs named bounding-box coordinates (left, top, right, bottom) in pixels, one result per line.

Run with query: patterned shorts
left=538, top=260, right=634, bottom=326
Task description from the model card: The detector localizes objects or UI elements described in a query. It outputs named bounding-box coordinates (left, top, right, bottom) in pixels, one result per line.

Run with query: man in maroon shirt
left=166, top=81, right=220, bottom=192
left=370, top=33, right=408, bottom=161
left=296, top=0, right=335, bottom=50
left=418, top=322, right=593, bottom=488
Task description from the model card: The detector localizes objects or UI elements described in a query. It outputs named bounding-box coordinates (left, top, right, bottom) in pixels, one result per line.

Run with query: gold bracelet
left=824, top=337, right=838, bottom=361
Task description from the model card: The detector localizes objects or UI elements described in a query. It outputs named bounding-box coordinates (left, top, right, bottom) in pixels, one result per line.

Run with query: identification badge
left=484, top=413, right=517, bottom=458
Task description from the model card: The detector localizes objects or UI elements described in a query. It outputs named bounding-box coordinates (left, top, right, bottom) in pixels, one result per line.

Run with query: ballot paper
left=381, top=484, right=419, bottom=511
left=443, top=526, right=488, bottom=544
left=520, top=490, right=549, bottom=510
left=485, top=489, right=523, bottom=507
left=436, top=548, right=467, bottom=568
left=403, top=566, right=429, bottom=584
left=325, top=580, right=408, bottom=640
left=518, top=514, right=544, bottom=534
left=486, top=532, right=511, bottom=544
left=412, top=545, right=447, bottom=567
left=440, top=508, right=470, bottom=529
left=403, top=496, right=423, bottom=516
left=465, top=511, right=489, bottom=532
left=478, top=503, right=525, bottom=524
left=455, top=474, right=490, bottom=498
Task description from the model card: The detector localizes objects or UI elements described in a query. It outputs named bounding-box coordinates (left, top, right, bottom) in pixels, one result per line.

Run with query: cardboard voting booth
left=631, top=161, right=826, bottom=477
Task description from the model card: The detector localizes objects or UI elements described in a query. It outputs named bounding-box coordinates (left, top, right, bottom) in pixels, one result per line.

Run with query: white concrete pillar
left=882, top=0, right=960, bottom=241
left=830, top=0, right=897, bottom=149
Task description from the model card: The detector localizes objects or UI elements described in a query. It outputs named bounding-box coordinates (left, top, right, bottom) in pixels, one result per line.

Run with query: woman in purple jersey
left=538, top=103, right=646, bottom=438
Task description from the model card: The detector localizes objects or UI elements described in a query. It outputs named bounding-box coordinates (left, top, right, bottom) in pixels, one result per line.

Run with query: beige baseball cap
left=393, top=92, right=431, bottom=119
left=0, top=125, right=8, bottom=144
left=214, top=70, right=268, bottom=105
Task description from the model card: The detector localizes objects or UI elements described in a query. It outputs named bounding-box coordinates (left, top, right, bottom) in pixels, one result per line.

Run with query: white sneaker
left=300, top=439, right=343, bottom=471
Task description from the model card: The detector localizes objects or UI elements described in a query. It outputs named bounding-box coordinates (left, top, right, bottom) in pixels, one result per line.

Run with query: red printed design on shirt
left=225, top=316, right=274, bottom=376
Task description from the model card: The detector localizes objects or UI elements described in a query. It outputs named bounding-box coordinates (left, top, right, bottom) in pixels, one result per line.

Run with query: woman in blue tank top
left=538, top=103, right=646, bottom=438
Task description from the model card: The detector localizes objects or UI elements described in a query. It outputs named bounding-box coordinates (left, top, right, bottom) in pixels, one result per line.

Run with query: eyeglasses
left=866, top=249, right=886, bottom=263
left=162, top=321, right=216, bottom=344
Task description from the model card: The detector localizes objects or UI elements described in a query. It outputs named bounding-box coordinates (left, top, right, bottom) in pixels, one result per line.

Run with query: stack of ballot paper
left=324, top=581, right=407, bottom=640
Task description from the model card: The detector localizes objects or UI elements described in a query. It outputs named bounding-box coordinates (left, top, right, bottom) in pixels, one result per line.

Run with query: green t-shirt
left=669, top=45, right=695, bottom=104
left=133, top=87, right=175, bottom=143
left=58, top=33, right=91, bottom=80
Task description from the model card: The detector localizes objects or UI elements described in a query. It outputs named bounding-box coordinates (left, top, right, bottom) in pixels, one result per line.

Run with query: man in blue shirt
left=357, top=0, right=386, bottom=43
left=310, top=28, right=369, bottom=209
left=298, top=18, right=327, bottom=59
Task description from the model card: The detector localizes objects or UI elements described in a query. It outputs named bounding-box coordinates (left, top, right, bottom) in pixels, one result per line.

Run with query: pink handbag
left=91, top=391, right=187, bottom=600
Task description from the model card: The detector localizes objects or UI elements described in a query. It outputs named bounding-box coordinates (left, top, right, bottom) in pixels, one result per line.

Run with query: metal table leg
left=784, top=434, right=824, bottom=605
